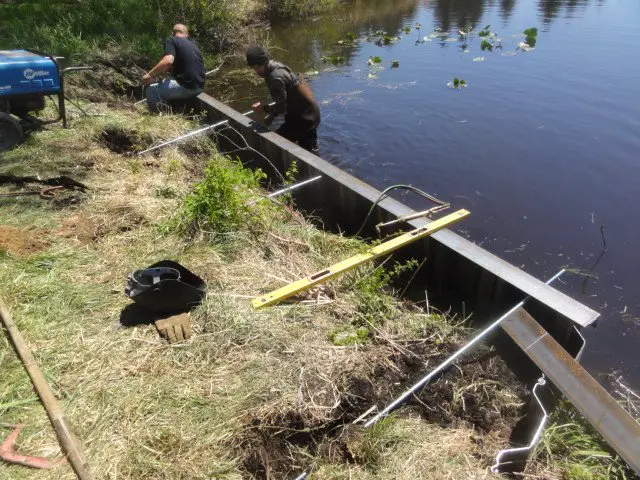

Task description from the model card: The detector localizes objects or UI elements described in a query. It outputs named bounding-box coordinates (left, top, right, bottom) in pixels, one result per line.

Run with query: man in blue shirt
left=143, top=24, right=205, bottom=113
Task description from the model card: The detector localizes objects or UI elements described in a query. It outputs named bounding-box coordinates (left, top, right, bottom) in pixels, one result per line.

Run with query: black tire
left=0, top=112, right=24, bottom=152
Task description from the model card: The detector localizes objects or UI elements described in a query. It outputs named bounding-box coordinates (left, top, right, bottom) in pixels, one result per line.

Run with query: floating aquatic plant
left=448, top=77, right=467, bottom=89
left=321, top=54, right=346, bottom=65
left=481, top=39, right=494, bottom=52
left=479, top=25, right=492, bottom=37
left=391, top=60, right=400, bottom=68
left=523, top=27, right=538, bottom=47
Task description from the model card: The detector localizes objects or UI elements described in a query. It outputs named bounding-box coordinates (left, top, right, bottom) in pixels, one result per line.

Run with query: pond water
left=208, top=0, right=640, bottom=390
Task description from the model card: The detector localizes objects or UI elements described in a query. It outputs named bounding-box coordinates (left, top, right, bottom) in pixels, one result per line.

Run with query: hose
left=355, top=184, right=449, bottom=237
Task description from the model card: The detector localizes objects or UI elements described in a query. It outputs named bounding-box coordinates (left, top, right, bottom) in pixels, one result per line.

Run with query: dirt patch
left=98, top=126, right=153, bottom=154
left=0, top=225, right=49, bottom=257
left=239, top=340, right=527, bottom=479
left=416, top=347, right=527, bottom=435
left=58, top=214, right=99, bottom=244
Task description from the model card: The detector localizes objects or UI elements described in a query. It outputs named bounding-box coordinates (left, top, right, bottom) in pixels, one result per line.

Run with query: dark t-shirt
left=163, top=37, right=205, bottom=90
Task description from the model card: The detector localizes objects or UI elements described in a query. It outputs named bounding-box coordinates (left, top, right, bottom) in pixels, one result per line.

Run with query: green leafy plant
left=368, top=56, right=382, bottom=64
left=177, top=156, right=266, bottom=235
left=403, top=25, right=412, bottom=34
left=329, top=325, right=371, bottom=346
left=383, top=35, right=395, bottom=45
left=391, top=60, right=400, bottom=68
left=354, top=259, right=418, bottom=323
left=479, top=25, right=492, bottom=37
left=481, top=39, right=494, bottom=52
left=523, top=27, right=538, bottom=47
left=450, top=78, right=467, bottom=89
left=321, top=54, right=347, bottom=65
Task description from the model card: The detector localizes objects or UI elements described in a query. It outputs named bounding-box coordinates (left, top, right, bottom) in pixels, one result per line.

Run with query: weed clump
left=174, top=155, right=267, bottom=237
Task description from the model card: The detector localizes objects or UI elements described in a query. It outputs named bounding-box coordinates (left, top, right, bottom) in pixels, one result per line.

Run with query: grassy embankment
left=0, top=0, right=340, bottom=62
left=0, top=95, right=536, bottom=479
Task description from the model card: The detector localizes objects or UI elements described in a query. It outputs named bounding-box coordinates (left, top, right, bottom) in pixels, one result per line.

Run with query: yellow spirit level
left=251, top=209, right=470, bottom=309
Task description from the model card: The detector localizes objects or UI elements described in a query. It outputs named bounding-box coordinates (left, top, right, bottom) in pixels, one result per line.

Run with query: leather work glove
left=155, top=313, right=193, bottom=343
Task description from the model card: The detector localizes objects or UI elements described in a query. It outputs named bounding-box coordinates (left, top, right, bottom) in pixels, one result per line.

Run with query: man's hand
left=252, top=102, right=265, bottom=114
left=142, top=73, right=153, bottom=85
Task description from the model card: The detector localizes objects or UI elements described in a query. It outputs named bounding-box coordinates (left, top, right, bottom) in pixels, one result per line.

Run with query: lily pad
left=322, top=54, right=347, bottom=65
left=448, top=77, right=468, bottom=89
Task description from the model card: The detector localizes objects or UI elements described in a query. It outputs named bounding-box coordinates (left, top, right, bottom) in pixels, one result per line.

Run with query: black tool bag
left=125, top=260, right=206, bottom=314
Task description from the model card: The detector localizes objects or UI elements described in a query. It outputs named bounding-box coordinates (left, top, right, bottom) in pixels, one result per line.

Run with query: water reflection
left=538, top=0, right=590, bottom=23
left=431, top=0, right=486, bottom=31
left=500, top=0, right=516, bottom=20
left=428, top=0, right=597, bottom=30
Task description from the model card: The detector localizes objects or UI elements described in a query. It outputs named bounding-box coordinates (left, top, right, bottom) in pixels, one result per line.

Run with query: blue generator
left=0, top=50, right=91, bottom=152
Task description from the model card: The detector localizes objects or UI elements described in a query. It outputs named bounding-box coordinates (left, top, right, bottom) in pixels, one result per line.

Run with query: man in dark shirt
left=143, top=24, right=205, bottom=113
left=247, top=46, right=321, bottom=153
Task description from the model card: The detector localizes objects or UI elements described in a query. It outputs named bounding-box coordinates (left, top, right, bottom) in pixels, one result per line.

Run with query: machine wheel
left=0, top=112, right=24, bottom=152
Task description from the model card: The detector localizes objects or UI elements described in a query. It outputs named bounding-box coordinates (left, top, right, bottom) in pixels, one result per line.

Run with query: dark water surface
left=209, top=0, right=640, bottom=389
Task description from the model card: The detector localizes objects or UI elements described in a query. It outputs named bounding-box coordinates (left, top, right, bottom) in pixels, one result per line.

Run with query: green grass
left=527, top=401, right=636, bottom=479
left=0, top=102, right=508, bottom=479
left=0, top=0, right=340, bottom=64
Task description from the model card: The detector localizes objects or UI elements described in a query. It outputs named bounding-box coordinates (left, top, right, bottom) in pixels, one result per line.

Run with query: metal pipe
left=490, top=376, right=548, bottom=473
left=246, top=176, right=322, bottom=206
left=137, top=102, right=276, bottom=156
left=205, top=61, right=224, bottom=76
left=363, top=269, right=566, bottom=428
left=138, top=120, right=228, bottom=155
left=268, top=175, right=322, bottom=198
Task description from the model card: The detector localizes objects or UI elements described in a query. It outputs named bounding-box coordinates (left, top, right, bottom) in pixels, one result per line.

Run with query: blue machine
left=0, top=50, right=61, bottom=96
left=0, top=50, right=91, bottom=152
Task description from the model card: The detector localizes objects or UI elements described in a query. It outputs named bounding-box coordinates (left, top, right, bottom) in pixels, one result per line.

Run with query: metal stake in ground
left=246, top=175, right=322, bottom=206
left=363, top=269, right=566, bottom=428
left=0, top=296, right=93, bottom=480
left=137, top=102, right=276, bottom=156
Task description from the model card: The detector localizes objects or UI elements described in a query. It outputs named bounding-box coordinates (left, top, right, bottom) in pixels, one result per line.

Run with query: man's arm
left=142, top=55, right=175, bottom=85
left=264, top=77, right=287, bottom=121
left=143, top=39, right=177, bottom=85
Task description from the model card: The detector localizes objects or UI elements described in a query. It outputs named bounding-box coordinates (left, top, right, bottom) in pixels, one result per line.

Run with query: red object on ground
left=0, top=424, right=67, bottom=469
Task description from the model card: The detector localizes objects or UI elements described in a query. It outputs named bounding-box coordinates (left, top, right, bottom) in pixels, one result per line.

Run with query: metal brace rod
left=246, top=176, right=322, bottom=206
left=138, top=102, right=275, bottom=156
left=363, top=269, right=566, bottom=428
left=491, top=325, right=586, bottom=473
left=490, top=376, right=548, bottom=473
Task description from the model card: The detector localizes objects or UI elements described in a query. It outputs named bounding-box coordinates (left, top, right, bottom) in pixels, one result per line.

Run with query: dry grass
left=1, top=102, right=528, bottom=479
